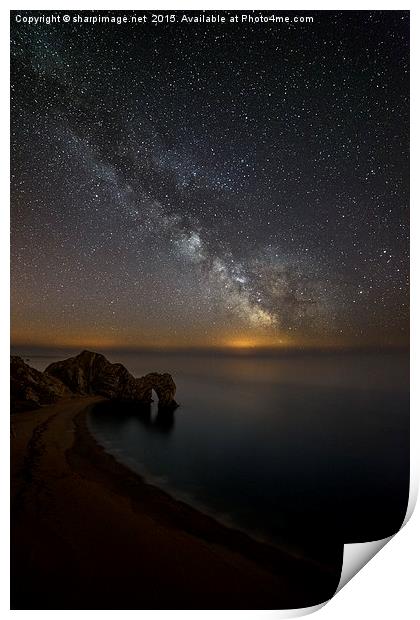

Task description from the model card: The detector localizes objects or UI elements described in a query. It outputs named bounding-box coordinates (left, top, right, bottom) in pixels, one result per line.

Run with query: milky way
left=11, top=10, right=409, bottom=349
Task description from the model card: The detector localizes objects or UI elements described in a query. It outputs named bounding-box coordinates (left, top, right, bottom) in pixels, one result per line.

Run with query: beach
left=11, top=396, right=341, bottom=610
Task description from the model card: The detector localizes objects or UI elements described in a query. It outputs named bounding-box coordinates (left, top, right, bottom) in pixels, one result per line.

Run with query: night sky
left=11, top=11, right=409, bottom=350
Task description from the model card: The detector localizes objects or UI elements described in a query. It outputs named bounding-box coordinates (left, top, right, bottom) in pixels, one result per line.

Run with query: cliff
left=11, top=351, right=178, bottom=413
left=11, top=356, right=71, bottom=412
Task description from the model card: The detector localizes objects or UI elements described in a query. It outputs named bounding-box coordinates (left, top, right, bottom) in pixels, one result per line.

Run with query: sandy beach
left=11, top=397, right=341, bottom=610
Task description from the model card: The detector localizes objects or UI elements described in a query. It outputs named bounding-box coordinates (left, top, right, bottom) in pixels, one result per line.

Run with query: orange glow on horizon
left=224, top=337, right=286, bottom=350
left=11, top=325, right=407, bottom=352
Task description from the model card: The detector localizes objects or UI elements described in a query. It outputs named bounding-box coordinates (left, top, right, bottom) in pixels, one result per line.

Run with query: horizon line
left=10, top=342, right=410, bottom=355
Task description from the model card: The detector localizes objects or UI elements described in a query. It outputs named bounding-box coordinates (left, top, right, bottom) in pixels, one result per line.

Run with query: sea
left=14, top=347, right=410, bottom=562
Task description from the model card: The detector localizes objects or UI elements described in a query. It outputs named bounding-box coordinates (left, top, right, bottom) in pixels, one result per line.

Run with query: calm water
left=17, top=348, right=410, bottom=559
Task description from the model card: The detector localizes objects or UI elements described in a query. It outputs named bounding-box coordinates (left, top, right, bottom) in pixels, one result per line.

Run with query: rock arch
left=43, top=350, right=178, bottom=410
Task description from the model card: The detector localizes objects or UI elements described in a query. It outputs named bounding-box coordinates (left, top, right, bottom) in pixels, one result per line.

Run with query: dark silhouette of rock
left=45, top=350, right=178, bottom=409
left=11, top=351, right=178, bottom=413
left=11, top=356, right=70, bottom=412
left=136, top=372, right=178, bottom=410
left=45, top=350, right=139, bottom=399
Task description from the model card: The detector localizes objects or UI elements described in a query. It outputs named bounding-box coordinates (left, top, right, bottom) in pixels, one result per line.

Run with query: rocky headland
left=11, top=350, right=178, bottom=413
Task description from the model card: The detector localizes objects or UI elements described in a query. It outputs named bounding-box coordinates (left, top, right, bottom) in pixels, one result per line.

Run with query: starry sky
left=11, top=10, right=409, bottom=350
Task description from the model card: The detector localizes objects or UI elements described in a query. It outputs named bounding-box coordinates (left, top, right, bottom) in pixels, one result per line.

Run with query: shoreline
left=11, top=397, right=342, bottom=610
